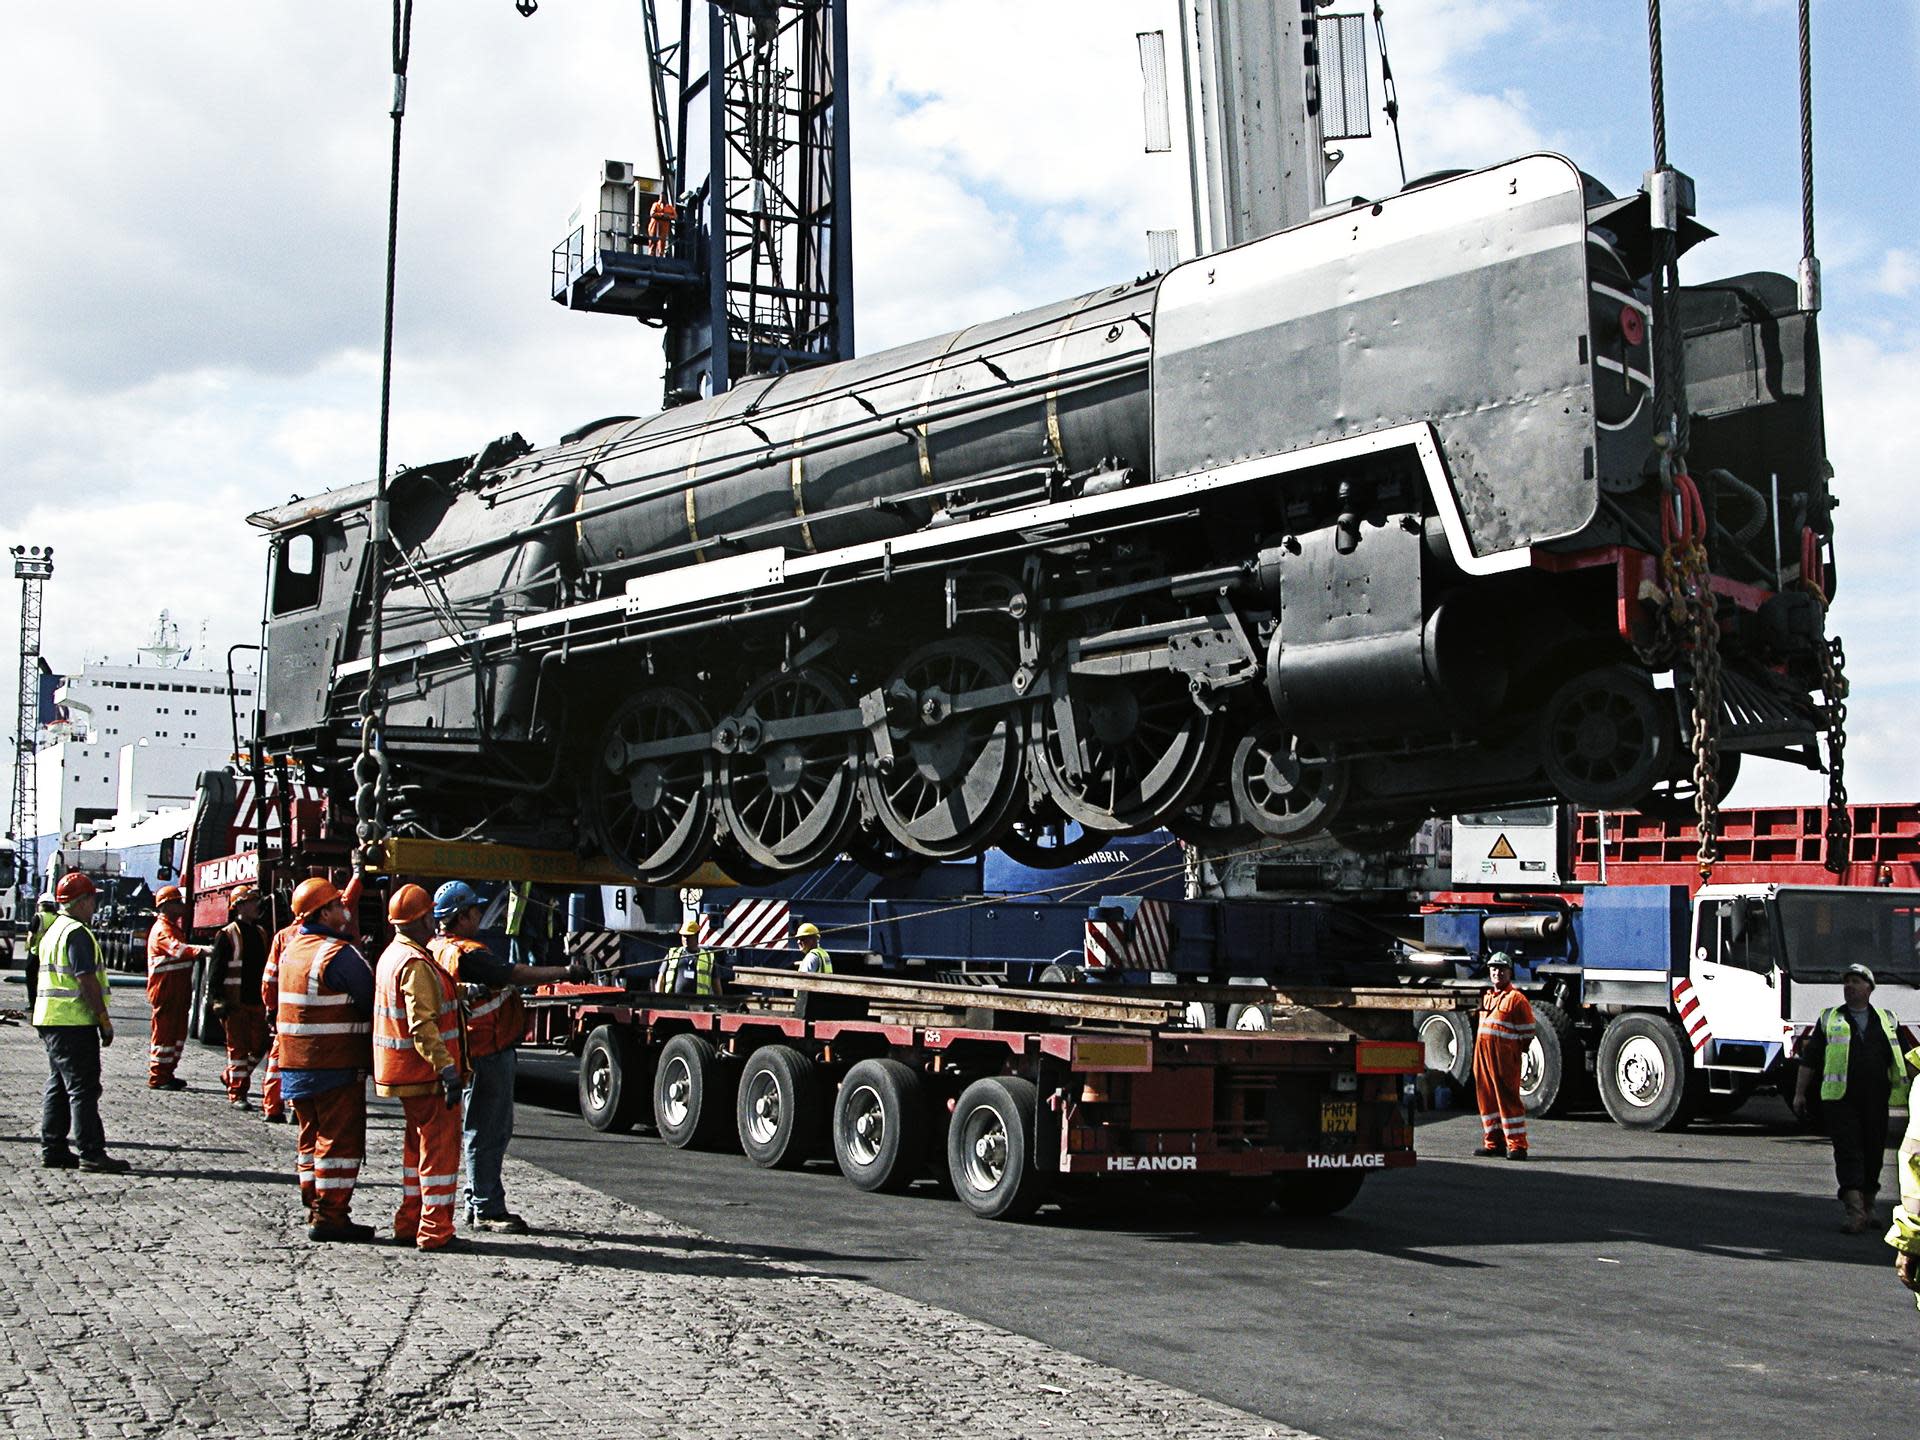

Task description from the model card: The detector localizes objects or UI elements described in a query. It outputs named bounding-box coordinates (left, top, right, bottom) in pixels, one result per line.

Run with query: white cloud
left=1875, top=248, right=1920, bottom=297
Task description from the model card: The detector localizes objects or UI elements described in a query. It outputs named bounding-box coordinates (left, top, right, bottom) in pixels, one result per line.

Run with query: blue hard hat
left=433, top=880, right=483, bottom=919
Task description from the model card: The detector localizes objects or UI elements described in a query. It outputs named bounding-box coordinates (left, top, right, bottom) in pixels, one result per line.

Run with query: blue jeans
left=462, top=1047, right=516, bottom=1219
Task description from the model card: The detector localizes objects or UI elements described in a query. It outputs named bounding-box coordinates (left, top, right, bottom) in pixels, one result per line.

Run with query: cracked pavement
left=0, top=984, right=1311, bottom=1439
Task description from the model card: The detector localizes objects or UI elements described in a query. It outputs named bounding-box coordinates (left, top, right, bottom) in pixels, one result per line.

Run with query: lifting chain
left=1799, top=528, right=1851, bottom=874
left=1819, top=634, right=1851, bottom=875
left=1659, top=470, right=1721, bottom=879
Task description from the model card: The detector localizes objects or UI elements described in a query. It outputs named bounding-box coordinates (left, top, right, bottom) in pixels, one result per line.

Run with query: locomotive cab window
left=273, top=531, right=323, bottom=614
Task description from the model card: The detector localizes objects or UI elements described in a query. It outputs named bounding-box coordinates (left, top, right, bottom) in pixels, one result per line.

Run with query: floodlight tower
left=9, top=545, right=52, bottom=898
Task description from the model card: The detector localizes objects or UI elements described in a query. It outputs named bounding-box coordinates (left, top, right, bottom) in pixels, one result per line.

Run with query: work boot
left=473, top=1212, right=529, bottom=1234
left=417, top=1236, right=472, bottom=1254
left=41, top=1150, right=79, bottom=1170
left=1504, top=1149, right=1530, bottom=1162
left=1473, top=1146, right=1506, bottom=1158
left=230, top=1096, right=253, bottom=1112
left=1841, top=1188, right=1871, bottom=1234
left=262, top=1111, right=288, bottom=1125
left=308, top=1220, right=378, bottom=1244
left=77, top=1154, right=132, bottom=1174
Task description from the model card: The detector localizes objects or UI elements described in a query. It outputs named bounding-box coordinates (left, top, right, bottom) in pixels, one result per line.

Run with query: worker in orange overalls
left=208, top=884, right=272, bottom=1110
left=145, top=885, right=209, bottom=1090
left=1473, top=952, right=1536, bottom=1159
left=373, top=884, right=468, bottom=1252
left=645, top=193, right=678, bottom=256
left=276, top=876, right=377, bottom=1243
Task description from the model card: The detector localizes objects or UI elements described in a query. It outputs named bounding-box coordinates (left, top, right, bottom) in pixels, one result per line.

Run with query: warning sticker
left=1487, top=833, right=1518, bottom=860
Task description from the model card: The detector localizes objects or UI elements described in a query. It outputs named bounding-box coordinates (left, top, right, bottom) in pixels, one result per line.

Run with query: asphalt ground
left=507, top=1051, right=1918, bottom=1440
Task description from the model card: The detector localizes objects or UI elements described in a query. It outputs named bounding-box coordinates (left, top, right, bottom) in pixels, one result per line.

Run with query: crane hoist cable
left=355, top=0, right=417, bottom=872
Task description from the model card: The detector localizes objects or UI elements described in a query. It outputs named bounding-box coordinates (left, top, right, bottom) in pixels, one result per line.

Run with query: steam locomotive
left=251, top=155, right=1835, bottom=882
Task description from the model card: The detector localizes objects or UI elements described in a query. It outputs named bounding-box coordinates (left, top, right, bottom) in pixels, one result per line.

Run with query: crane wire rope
left=354, top=0, right=418, bottom=875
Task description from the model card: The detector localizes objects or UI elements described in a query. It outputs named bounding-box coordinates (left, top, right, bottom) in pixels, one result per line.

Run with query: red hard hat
left=155, top=885, right=186, bottom=907
left=55, top=871, right=97, bottom=903
left=387, top=883, right=433, bottom=923
left=291, top=877, right=342, bottom=918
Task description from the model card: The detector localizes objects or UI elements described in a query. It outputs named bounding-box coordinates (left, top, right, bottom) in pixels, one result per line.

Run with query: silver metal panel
left=1136, top=30, right=1174, bottom=154
left=1189, top=0, right=1323, bottom=249
left=1151, top=155, right=1600, bottom=557
left=1319, top=12, right=1371, bottom=142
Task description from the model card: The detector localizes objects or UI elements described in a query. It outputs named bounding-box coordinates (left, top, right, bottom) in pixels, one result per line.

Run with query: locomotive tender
left=252, top=156, right=1834, bottom=882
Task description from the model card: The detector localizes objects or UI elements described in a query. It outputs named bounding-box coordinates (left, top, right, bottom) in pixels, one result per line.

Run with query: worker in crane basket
left=1884, top=1037, right=1920, bottom=1306
left=145, top=885, right=210, bottom=1091
left=375, top=884, right=468, bottom=1251
left=1472, top=953, right=1535, bottom=1160
left=645, top=192, right=678, bottom=256
left=657, top=916, right=722, bottom=997
left=277, top=876, right=377, bottom=1243
left=1795, top=962, right=1909, bottom=1233
left=34, top=871, right=131, bottom=1173
left=208, top=885, right=271, bottom=1110
left=429, top=879, right=586, bottom=1234
left=795, top=921, right=833, bottom=974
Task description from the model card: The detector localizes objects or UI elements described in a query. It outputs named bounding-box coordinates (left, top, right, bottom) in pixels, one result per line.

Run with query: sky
left=1, top=0, right=1915, bottom=807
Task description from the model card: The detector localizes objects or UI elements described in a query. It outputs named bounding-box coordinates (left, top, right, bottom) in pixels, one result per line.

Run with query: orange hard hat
left=291, top=876, right=342, bottom=918
left=388, top=883, right=433, bottom=923
left=155, top=885, right=186, bottom=907
left=55, top=871, right=97, bottom=903
left=228, top=884, right=260, bottom=908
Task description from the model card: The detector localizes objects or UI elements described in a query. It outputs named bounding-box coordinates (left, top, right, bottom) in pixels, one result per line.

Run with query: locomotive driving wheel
left=717, top=666, right=861, bottom=872
left=1033, top=666, right=1220, bottom=833
left=861, top=637, right=1025, bottom=859
left=586, top=686, right=715, bottom=884
left=1228, top=724, right=1348, bottom=839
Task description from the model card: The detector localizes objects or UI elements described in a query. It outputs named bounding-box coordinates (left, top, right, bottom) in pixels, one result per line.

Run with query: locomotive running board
left=336, top=420, right=1529, bottom=681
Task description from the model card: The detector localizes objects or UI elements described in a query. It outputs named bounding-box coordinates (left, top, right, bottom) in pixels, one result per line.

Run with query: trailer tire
left=579, top=1025, right=645, bottom=1133
left=949, top=1075, right=1046, bottom=1221
left=1419, top=1010, right=1475, bottom=1089
left=1521, top=1001, right=1579, bottom=1116
left=833, top=1058, right=926, bottom=1193
left=1274, top=1171, right=1366, bottom=1217
left=737, top=1045, right=821, bottom=1169
left=1225, top=1002, right=1273, bottom=1031
left=654, top=1033, right=726, bottom=1148
left=1596, top=1013, right=1698, bottom=1132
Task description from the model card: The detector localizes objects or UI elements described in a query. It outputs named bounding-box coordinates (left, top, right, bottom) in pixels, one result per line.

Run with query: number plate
left=1320, top=1100, right=1357, bottom=1134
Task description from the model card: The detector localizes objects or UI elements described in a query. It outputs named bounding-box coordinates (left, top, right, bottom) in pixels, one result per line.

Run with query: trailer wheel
left=1596, top=1013, right=1698, bottom=1132
left=1521, top=1001, right=1580, bottom=1116
left=832, top=1058, right=926, bottom=1192
left=949, top=1075, right=1046, bottom=1221
left=1419, top=1010, right=1475, bottom=1089
left=654, top=1033, right=727, bottom=1148
left=1274, top=1171, right=1365, bottom=1217
left=579, top=1025, right=645, bottom=1133
left=1225, top=1002, right=1273, bottom=1031
left=737, top=1045, right=821, bottom=1169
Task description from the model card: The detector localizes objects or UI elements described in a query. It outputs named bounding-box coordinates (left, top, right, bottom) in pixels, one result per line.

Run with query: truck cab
left=1691, top=883, right=1920, bottom=1071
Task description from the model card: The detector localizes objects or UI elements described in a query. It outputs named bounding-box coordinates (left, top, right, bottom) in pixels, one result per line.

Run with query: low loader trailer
left=527, top=970, right=1440, bottom=1222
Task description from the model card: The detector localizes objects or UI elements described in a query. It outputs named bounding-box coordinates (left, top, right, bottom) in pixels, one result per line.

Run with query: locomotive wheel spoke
left=719, top=666, right=860, bottom=872
left=586, top=686, right=714, bottom=884
left=860, top=637, right=1025, bottom=859
left=1035, top=673, right=1218, bottom=833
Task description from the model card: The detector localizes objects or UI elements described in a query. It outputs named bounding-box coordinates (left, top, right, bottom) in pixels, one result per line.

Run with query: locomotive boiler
left=251, top=155, right=1835, bottom=882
